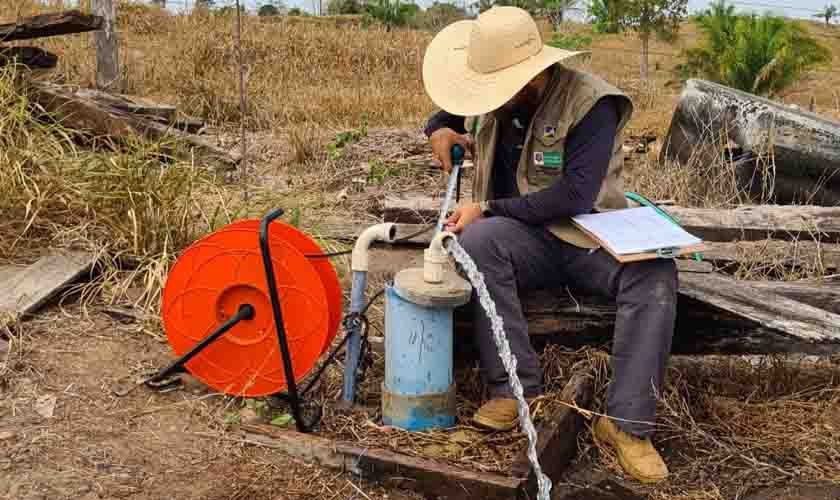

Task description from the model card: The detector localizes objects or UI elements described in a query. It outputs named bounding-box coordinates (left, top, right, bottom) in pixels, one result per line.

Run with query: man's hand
left=430, top=128, right=474, bottom=173
left=446, top=202, right=483, bottom=233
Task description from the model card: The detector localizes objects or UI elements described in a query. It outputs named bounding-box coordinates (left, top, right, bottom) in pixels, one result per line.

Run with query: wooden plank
left=0, top=47, right=57, bottom=69
left=700, top=239, right=840, bottom=271
left=240, top=424, right=522, bottom=500
left=0, top=250, right=97, bottom=325
left=0, top=10, right=103, bottom=42
left=381, top=196, right=840, bottom=243
left=666, top=205, right=840, bottom=243
left=318, top=220, right=840, bottom=271
left=92, top=0, right=121, bottom=92
left=31, top=82, right=239, bottom=170
left=513, top=369, right=595, bottom=497
left=678, top=272, right=840, bottom=343
left=747, top=279, right=840, bottom=315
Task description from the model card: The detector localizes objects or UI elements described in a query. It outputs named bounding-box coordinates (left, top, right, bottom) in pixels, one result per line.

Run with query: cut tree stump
left=661, top=79, right=840, bottom=205
left=30, top=82, right=237, bottom=170
left=0, top=47, right=58, bottom=69
left=0, top=250, right=97, bottom=326
left=0, top=10, right=103, bottom=42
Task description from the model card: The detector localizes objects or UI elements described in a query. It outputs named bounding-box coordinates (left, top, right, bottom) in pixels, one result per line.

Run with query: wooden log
left=661, top=79, right=840, bottom=204
left=30, top=82, right=238, bottom=170
left=315, top=219, right=840, bottom=273
left=665, top=205, right=840, bottom=243
left=0, top=47, right=57, bottom=69
left=678, top=272, right=840, bottom=344
left=0, top=10, right=103, bottom=42
left=240, top=424, right=523, bottom=500
left=380, top=196, right=840, bottom=243
left=329, top=237, right=840, bottom=354
left=513, top=369, right=595, bottom=497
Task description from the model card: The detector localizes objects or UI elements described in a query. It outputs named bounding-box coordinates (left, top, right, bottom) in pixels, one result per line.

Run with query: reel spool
left=160, top=216, right=343, bottom=398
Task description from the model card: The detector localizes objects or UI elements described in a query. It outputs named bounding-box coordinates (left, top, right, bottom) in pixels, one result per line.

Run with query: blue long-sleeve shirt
left=424, top=96, right=620, bottom=225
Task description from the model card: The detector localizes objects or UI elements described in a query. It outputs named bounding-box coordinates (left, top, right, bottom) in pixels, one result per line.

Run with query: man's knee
left=620, top=259, right=678, bottom=306
left=458, top=217, right=514, bottom=263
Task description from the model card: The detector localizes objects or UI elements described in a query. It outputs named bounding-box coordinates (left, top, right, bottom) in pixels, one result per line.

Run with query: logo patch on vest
left=534, top=151, right=563, bottom=168
left=543, top=126, right=557, bottom=139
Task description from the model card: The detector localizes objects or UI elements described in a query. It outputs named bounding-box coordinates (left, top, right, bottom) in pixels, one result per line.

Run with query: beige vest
left=467, top=65, right=634, bottom=248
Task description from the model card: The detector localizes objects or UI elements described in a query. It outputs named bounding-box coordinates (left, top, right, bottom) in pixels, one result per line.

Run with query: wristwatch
left=479, top=200, right=493, bottom=217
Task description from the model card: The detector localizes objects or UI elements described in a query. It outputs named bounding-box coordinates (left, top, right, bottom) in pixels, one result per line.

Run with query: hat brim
left=422, top=20, right=588, bottom=117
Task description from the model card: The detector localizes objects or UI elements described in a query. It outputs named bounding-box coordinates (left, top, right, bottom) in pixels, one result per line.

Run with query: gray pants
left=458, top=216, right=678, bottom=437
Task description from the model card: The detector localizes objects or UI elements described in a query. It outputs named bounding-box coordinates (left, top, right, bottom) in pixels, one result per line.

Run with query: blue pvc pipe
left=341, top=270, right=368, bottom=403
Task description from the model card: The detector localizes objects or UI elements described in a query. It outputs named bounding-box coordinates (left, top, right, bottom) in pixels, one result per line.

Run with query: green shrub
left=676, top=0, right=832, bottom=96
left=547, top=32, right=593, bottom=50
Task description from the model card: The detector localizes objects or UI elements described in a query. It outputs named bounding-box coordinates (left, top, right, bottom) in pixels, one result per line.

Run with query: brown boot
left=472, top=398, right=536, bottom=431
left=593, top=417, right=669, bottom=484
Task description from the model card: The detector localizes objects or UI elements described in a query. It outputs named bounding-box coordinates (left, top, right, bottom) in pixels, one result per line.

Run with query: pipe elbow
left=351, top=223, right=397, bottom=272
left=429, top=231, right=455, bottom=254
left=424, top=231, right=456, bottom=283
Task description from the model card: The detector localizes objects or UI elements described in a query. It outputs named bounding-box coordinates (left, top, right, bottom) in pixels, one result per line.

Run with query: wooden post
left=92, top=0, right=121, bottom=92
left=234, top=0, right=248, bottom=202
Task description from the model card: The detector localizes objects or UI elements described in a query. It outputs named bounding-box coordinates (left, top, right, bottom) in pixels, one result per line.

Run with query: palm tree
left=678, top=0, right=832, bottom=96
left=813, top=5, right=838, bottom=27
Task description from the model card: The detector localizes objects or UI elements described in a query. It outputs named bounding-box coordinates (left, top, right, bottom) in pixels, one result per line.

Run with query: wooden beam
left=678, top=271, right=840, bottom=344
left=513, top=369, right=595, bottom=498
left=0, top=250, right=97, bottom=327
left=240, top=424, right=523, bottom=500
left=0, top=10, right=103, bottom=42
left=665, top=205, right=840, bottom=243
left=30, top=82, right=238, bottom=170
left=380, top=196, right=840, bottom=243
left=316, top=219, right=840, bottom=273
left=0, top=47, right=58, bottom=69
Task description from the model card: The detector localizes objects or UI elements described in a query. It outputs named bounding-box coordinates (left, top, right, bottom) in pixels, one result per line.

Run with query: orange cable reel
left=160, top=219, right=343, bottom=397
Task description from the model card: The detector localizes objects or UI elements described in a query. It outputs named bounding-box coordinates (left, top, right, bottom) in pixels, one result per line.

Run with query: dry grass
left=3, top=3, right=840, bottom=500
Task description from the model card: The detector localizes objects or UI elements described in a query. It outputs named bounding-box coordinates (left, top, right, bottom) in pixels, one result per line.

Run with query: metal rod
left=147, top=304, right=254, bottom=385
left=259, top=208, right=315, bottom=433
left=435, top=162, right=462, bottom=237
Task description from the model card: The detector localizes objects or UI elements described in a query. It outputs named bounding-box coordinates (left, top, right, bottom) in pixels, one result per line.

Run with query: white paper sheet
left=572, top=207, right=702, bottom=255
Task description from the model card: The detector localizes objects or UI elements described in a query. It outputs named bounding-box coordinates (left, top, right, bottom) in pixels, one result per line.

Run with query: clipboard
left=570, top=207, right=706, bottom=263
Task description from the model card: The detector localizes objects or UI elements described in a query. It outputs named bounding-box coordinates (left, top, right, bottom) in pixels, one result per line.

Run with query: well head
left=393, top=267, right=472, bottom=308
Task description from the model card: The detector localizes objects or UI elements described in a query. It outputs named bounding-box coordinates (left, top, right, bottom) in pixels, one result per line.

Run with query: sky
left=146, top=0, right=832, bottom=21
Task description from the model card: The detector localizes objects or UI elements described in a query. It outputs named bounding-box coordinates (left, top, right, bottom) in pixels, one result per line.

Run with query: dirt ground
left=0, top=301, right=427, bottom=500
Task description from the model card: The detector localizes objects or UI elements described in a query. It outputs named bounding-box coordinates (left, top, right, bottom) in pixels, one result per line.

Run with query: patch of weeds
left=367, top=158, right=399, bottom=184
left=547, top=32, right=593, bottom=50
left=326, top=115, right=369, bottom=160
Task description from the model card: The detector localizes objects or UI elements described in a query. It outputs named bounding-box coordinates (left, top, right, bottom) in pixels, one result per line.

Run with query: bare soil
left=0, top=302, right=421, bottom=500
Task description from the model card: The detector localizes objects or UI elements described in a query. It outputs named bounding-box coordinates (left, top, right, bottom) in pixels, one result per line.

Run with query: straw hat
left=422, top=6, right=587, bottom=117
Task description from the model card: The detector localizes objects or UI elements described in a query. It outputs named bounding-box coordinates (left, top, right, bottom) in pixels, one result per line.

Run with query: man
left=421, top=6, right=678, bottom=484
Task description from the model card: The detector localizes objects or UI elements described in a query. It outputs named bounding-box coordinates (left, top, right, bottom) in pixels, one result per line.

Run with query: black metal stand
left=144, top=304, right=255, bottom=388
left=259, top=208, right=321, bottom=433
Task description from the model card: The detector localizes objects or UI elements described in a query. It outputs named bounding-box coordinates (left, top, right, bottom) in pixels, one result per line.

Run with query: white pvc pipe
left=351, top=223, right=397, bottom=272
